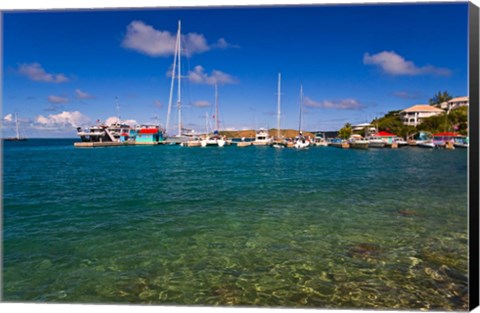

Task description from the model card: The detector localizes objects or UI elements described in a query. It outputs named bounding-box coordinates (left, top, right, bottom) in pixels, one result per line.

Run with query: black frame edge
left=469, top=1, right=480, bottom=311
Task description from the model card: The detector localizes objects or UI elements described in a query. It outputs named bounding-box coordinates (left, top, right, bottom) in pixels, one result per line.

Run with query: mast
left=215, top=82, right=219, bottom=130
left=165, top=20, right=180, bottom=136
left=299, top=85, right=303, bottom=133
left=205, top=112, right=209, bottom=136
left=277, top=73, right=281, bottom=139
left=177, top=20, right=182, bottom=137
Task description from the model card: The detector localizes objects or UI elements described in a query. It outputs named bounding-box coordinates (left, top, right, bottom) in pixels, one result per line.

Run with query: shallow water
left=2, top=139, right=469, bottom=309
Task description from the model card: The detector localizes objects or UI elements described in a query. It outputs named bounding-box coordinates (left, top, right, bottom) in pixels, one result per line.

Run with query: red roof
left=375, top=131, right=396, bottom=137
left=139, top=128, right=159, bottom=134
left=433, top=132, right=460, bottom=137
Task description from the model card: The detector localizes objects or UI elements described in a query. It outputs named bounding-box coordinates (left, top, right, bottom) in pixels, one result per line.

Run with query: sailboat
left=201, top=83, right=226, bottom=147
left=271, top=73, right=286, bottom=149
left=165, top=20, right=193, bottom=144
left=294, top=85, right=310, bottom=149
left=4, top=113, right=27, bottom=141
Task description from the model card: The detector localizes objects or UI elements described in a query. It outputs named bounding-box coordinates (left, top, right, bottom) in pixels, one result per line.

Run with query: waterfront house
left=439, top=96, right=469, bottom=111
left=373, top=131, right=397, bottom=144
left=400, top=105, right=444, bottom=127
left=135, top=125, right=165, bottom=144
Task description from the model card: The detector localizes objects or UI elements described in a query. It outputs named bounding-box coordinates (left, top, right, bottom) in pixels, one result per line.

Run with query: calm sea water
left=2, top=139, right=469, bottom=309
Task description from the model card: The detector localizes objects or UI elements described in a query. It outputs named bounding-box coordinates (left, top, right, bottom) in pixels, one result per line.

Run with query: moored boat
left=349, top=134, right=369, bottom=149
left=252, top=128, right=272, bottom=146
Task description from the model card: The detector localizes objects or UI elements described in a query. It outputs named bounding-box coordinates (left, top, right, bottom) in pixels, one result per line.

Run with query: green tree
left=338, top=123, right=352, bottom=139
left=429, top=91, right=453, bottom=107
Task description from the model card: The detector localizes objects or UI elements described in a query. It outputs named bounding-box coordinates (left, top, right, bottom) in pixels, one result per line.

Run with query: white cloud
left=363, top=51, right=451, bottom=76
left=304, top=97, right=364, bottom=110
left=75, top=89, right=95, bottom=99
left=18, top=63, right=69, bottom=83
left=3, top=114, right=13, bottom=122
left=193, top=100, right=210, bottom=107
left=48, top=95, right=69, bottom=104
left=188, top=65, right=238, bottom=85
left=105, top=116, right=137, bottom=126
left=122, top=21, right=237, bottom=57
left=212, top=38, right=239, bottom=49
left=122, top=21, right=210, bottom=57
left=34, top=111, right=90, bottom=130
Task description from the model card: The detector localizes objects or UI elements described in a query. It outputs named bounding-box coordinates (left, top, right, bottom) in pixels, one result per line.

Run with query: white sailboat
left=4, top=113, right=27, bottom=141
left=294, top=85, right=310, bottom=149
left=201, top=83, right=226, bottom=147
left=272, top=73, right=286, bottom=149
left=165, top=20, right=191, bottom=144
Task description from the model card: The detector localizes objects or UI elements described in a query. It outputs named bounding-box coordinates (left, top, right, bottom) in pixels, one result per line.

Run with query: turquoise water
left=2, top=139, right=469, bottom=309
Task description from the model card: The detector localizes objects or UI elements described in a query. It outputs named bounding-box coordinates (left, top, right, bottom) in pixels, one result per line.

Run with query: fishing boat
left=313, top=133, right=329, bottom=146
left=252, top=128, right=272, bottom=146
left=4, top=113, right=28, bottom=141
left=294, top=85, right=310, bottom=149
left=348, top=134, right=369, bottom=149
left=407, top=131, right=433, bottom=147
left=180, top=136, right=202, bottom=147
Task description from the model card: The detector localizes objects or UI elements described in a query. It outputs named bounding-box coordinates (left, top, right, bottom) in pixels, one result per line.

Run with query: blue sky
left=2, top=3, right=469, bottom=137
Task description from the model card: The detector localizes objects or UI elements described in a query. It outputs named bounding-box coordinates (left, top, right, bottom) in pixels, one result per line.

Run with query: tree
left=338, top=123, right=352, bottom=139
left=429, top=91, right=453, bottom=107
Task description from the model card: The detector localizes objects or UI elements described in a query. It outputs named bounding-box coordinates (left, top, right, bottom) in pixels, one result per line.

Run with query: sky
left=2, top=2, right=470, bottom=138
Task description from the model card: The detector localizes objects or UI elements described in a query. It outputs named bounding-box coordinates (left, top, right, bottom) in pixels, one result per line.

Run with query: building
left=439, top=96, right=469, bottom=110
left=352, top=123, right=377, bottom=133
left=400, top=105, right=444, bottom=127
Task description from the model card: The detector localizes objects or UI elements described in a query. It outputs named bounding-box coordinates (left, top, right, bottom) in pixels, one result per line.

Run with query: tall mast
left=165, top=22, right=179, bottom=135
left=299, top=85, right=303, bottom=133
left=215, top=82, right=219, bottom=130
left=177, top=20, right=182, bottom=137
left=277, top=73, right=281, bottom=139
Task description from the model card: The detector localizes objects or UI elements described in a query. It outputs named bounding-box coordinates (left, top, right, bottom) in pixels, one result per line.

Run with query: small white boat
left=349, top=134, right=369, bottom=149
left=201, top=133, right=226, bottom=147
left=252, top=128, right=272, bottom=146
left=367, top=138, right=385, bottom=148
left=416, top=141, right=435, bottom=148
left=294, top=86, right=310, bottom=150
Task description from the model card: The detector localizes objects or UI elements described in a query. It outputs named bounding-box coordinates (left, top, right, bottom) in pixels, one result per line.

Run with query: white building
left=400, top=105, right=444, bottom=127
left=439, top=96, right=469, bottom=110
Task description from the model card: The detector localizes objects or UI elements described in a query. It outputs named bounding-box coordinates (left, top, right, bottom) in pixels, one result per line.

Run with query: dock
left=74, top=141, right=165, bottom=148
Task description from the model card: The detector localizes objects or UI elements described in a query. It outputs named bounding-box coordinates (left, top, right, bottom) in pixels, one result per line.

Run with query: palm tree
left=429, top=91, right=453, bottom=107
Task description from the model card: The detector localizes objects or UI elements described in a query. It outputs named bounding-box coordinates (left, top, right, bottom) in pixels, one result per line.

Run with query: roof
left=375, top=131, right=396, bottom=137
left=433, top=132, right=461, bottom=137
left=448, top=96, right=468, bottom=103
left=139, top=128, right=159, bottom=134
left=402, top=105, right=444, bottom=113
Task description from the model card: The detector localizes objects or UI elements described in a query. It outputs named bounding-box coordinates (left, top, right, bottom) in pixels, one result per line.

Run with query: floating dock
left=74, top=141, right=164, bottom=148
